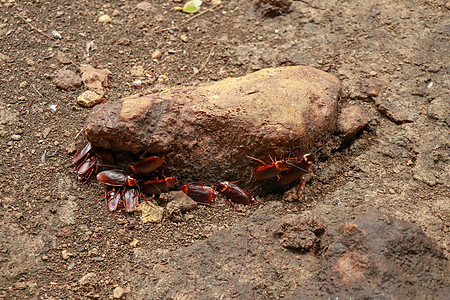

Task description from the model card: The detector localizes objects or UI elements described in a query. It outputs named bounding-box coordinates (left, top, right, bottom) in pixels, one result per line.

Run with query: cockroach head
left=303, top=153, right=314, bottom=164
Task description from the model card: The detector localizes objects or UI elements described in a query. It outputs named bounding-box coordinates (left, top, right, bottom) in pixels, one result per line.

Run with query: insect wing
left=73, top=142, right=92, bottom=164
left=97, top=170, right=128, bottom=186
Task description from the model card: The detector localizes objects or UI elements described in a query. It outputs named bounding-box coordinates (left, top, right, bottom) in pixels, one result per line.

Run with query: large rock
left=85, top=66, right=341, bottom=184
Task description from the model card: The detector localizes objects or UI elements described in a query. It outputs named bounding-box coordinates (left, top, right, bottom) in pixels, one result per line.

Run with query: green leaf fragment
left=183, top=0, right=202, bottom=13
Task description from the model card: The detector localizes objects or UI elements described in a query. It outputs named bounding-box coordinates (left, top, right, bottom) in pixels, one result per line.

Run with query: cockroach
left=217, top=181, right=256, bottom=207
left=97, top=170, right=138, bottom=187
left=279, top=153, right=315, bottom=196
left=247, top=155, right=290, bottom=180
left=181, top=183, right=218, bottom=205
left=129, top=156, right=164, bottom=174
left=122, top=187, right=140, bottom=212
left=77, top=155, right=98, bottom=180
left=105, top=187, right=123, bottom=212
left=140, top=176, right=177, bottom=195
left=72, top=142, right=92, bottom=164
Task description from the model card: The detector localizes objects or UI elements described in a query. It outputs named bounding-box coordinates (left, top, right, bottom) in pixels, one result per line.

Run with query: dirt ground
left=0, top=0, right=449, bottom=299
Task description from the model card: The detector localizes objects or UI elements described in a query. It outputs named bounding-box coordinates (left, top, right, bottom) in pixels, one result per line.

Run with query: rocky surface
left=86, top=66, right=341, bottom=184
left=132, top=205, right=449, bottom=299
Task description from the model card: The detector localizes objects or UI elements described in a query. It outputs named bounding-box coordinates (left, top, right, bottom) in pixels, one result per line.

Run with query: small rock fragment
left=79, top=65, right=111, bottom=95
left=52, top=30, right=62, bottom=39
left=13, top=281, right=27, bottom=290
left=136, top=201, right=164, bottom=223
left=361, top=77, right=384, bottom=97
left=54, top=69, right=82, bottom=90
left=337, top=106, right=370, bottom=141
left=79, top=272, right=97, bottom=287
left=57, top=51, right=71, bottom=64
left=19, top=81, right=28, bottom=88
left=377, top=100, right=417, bottom=123
left=61, top=250, right=73, bottom=260
left=130, top=238, right=139, bottom=247
left=11, top=134, right=22, bottom=141
left=137, top=2, right=156, bottom=11
left=112, top=9, right=120, bottom=17
left=152, top=49, right=162, bottom=60
left=98, top=14, right=112, bottom=23
left=130, top=65, right=144, bottom=77
left=427, top=98, right=449, bottom=123
left=163, top=191, right=198, bottom=222
left=77, top=90, right=105, bottom=108
left=113, top=286, right=126, bottom=299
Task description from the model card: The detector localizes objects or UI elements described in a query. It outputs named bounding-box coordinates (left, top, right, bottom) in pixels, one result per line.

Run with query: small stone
left=0, top=53, right=12, bottom=62
left=337, top=106, right=370, bottom=141
left=98, top=14, right=112, bottom=23
left=137, top=2, right=155, bottom=11
left=361, top=77, right=384, bottom=97
left=11, top=134, right=21, bottom=141
left=130, top=238, right=139, bottom=247
left=24, top=57, right=35, bottom=66
left=57, top=51, right=71, bottom=64
left=136, top=201, right=164, bottom=223
left=112, top=9, right=120, bottom=17
left=113, top=286, right=126, bottom=299
left=19, top=81, right=28, bottom=88
left=41, top=255, right=49, bottom=261
left=130, top=65, right=144, bottom=77
left=180, top=34, right=188, bottom=42
left=164, top=191, right=198, bottom=222
left=79, top=272, right=97, bottom=287
left=13, top=281, right=27, bottom=290
left=152, top=49, right=162, bottom=60
left=54, top=69, right=82, bottom=90
left=67, top=262, right=76, bottom=270
left=52, top=30, right=62, bottom=39
left=157, top=74, right=168, bottom=82
left=427, top=98, right=449, bottom=123
left=79, top=65, right=111, bottom=95
left=61, top=250, right=72, bottom=260
left=77, top=90, right=105, bottom=108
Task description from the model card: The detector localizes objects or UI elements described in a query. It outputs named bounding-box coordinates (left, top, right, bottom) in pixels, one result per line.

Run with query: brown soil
left=1, top=0, right=448, bottom=299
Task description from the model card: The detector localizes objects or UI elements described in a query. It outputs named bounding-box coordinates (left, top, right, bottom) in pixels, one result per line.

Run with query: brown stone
left=85, top=66, right=341, bottom=184
left=54, top=69, right=82, bottom=90
left=337, top=105, right=370, bottom=141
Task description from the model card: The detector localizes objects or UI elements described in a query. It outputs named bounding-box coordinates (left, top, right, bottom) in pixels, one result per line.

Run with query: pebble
left=54, top=69, right=82, bottom=90
left=79, top=272, right=97, bottom=286
left=113, top=286, right=125, bottom=299
left=77, top=90, right=104, bottom=108
left=112, top=9, right=120, bottom=17
left=19, top=81, right=28, bottom=88
left=93, top=256, right=105, bottom=261
left=61, top=250, right=72, bottom=260
left=136, top=2, right=155, bottom=11
left=130, top=65, right=144, bottom=77
left=152, top=49, right=162, bottom=60
left=67, top=262, right=76, bottom=270
left=98, top=14, right=112, bottom=23
left=11, top=134, right=21, bottom=141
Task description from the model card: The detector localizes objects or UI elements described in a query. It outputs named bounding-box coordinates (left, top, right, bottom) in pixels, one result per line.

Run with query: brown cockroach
left=97, top=170, right=138, bottom=187
left=129, top=156, right=164, bottom=175
left=140, top=176, right=177, bottom=195
left=105, top=187, right=123, bottom=212
left=122, top=187, right=140, bottom=212
left=217, top=181, right=256, bottom=207
left=180, top=183, right=218, bottom=205
left=72, top=142, right=92, bottom=164
left=247, top=155, right=290, bottom=180
left=278, top=153, right=315, bottom=196
left=76, top=155, right=98, bottom=180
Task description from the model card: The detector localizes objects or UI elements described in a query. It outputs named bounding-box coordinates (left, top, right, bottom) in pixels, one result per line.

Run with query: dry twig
left=17, top=13, right=53, bottom=39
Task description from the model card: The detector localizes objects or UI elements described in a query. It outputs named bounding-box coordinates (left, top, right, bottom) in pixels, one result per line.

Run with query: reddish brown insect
left=129, top=156, right=164, bottom=174
left=105, top=187, right=123, bottom=212
left=247, top=155, right=290, bottom=180
left=97, top=170, right=138, bottom=187
left=76, top=155, right=98, bottom=181
left=217, top=181, right=256, bottom=207
left=181, top=183, right=218, bottom=205
left=279, top=153, right=315, bottom=196
left=122, top=187, right=140, bottom=212
left=140, top=176, right=177, bottom=195
left=73, top=142, right=93, bottom=164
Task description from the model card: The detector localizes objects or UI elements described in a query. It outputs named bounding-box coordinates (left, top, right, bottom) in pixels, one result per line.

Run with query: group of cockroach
left=72, top=142, right=315, bottom=213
